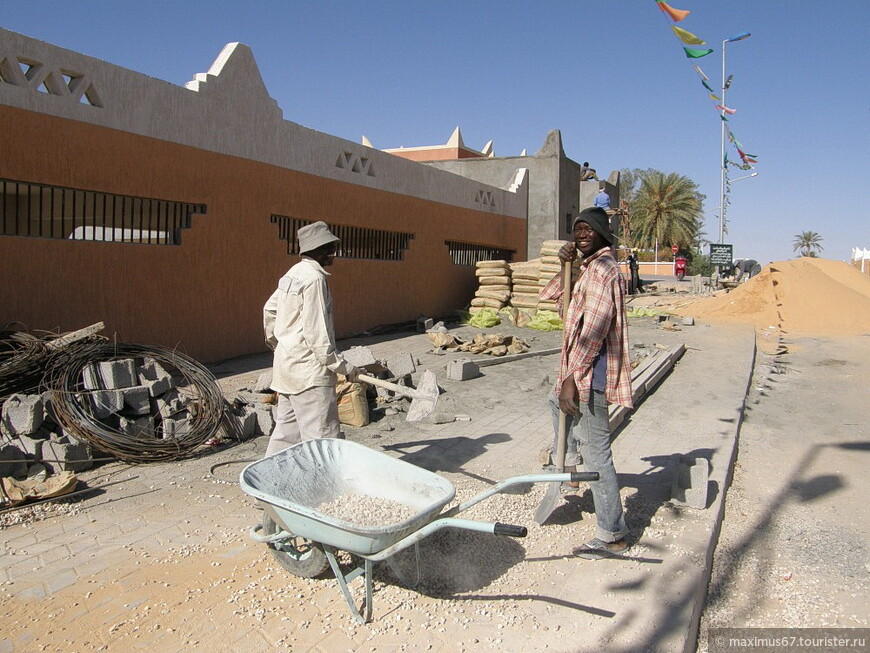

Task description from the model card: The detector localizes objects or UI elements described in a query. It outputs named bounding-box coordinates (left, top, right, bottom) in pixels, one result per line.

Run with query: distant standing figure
left=627, top=249, right=641, bottom=295
left=594, top=188, right=611, bottom=210
left=262, top=221, right=359, bottom=457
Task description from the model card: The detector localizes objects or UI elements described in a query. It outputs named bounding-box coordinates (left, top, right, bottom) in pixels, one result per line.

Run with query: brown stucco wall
left=0, top=106, right=526, bottom=362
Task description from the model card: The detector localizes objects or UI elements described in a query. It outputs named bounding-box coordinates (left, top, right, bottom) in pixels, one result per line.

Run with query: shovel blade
left=533, top=482, right=562, bottom=525
left=404, top=369, right=439, bottom=422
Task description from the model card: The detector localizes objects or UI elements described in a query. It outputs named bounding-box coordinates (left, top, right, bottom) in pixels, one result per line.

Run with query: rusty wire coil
left=44, top=340, right=234, bottom=463
left=0, top=328, right=51, bottom=403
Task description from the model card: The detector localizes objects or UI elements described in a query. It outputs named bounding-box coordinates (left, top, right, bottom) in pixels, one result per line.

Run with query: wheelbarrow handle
left=494, top=523, right=528, bottom=538
left=570, top=472, right=600, bottom=482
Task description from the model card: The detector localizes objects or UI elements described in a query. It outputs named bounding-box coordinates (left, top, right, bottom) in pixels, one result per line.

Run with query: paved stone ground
left=0, top=314, right=754, bottom=652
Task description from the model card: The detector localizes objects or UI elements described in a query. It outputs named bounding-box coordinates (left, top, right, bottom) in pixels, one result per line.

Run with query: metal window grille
left=270, top=215, right=413, bottom=260
left=444, top=240, right=515, bottom=266
left=0, top=177, right=205, bottom=244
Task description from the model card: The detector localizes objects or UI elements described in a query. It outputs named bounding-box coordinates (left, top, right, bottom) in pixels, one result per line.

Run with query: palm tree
left=793, top=231, right=823, bottom=258
left=630, top=171, right=704, bottom=253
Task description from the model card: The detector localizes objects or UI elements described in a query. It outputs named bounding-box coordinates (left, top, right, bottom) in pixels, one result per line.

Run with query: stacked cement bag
left=537, top=240, right=569, bottom=312
left=470, top=260, right=511, bottom=313
left=509, top=259, right=542, bottom=311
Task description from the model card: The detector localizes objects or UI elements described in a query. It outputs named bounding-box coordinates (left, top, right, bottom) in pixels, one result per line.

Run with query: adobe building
left=375, top=127, right=621, bottom=254
left=0, top=29, right=529, bottom=362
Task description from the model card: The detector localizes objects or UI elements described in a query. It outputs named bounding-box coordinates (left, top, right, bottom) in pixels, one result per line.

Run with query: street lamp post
left=718, top=31, right=751, bottom=245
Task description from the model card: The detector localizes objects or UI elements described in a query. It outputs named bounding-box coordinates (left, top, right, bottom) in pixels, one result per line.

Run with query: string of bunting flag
left=654, top=1, right=759, bottom=174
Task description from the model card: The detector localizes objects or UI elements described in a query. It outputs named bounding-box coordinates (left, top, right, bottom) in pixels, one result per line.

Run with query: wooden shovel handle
left=554, top=258, right=572, bottom=472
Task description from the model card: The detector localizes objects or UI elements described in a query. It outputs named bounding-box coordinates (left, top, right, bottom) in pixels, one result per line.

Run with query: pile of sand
left=675, top=257, right=870, bottom=337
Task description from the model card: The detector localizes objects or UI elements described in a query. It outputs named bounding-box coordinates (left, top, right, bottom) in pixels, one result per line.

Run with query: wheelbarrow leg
left=323, top=545, right=373, bottom=624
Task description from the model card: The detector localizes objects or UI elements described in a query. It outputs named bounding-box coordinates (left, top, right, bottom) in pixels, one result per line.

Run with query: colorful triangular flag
left=715, top=105, right=737, bottom=115
left=657, top=1, right=690, bottom=22
left=684, top=47, right=714, bottom=59
left=671, top=26, right=706, bottom=45
left=692, top=65, right=709, bottom=80
left=701, top=79, right=714, bottom=93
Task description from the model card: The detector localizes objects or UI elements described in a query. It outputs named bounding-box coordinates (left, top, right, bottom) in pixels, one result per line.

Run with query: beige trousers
left=264, top=385, right=340, bottom=457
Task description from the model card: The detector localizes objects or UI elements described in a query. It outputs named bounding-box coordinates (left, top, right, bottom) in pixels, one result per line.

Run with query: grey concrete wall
left=426, top=130, right=585, bottom=258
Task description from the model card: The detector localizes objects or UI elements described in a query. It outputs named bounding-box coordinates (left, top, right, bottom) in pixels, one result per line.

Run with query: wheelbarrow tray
left=240, top=439, right=456, bottom=556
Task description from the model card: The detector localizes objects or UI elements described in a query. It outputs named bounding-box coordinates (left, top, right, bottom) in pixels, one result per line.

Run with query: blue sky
left=3, top=1, right=868, bottom=264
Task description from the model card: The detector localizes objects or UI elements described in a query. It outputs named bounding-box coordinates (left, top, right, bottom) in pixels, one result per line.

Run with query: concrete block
left=1, top=394, right=45, bottom=436
left=426, top=412, right=456, bottom=425
left=123, top=386, right=151, bottom=415
left=343, top=347, right=378, bottom=368
left=41, top=439, right=92, bottom=472
left=681, top=316, right=695, bottom=326
left=155, top=389, right=185, bottom=420
left=161, top=411, right=191, bottom=439
left=386, top=354, right=416, bottom=378
left=138, top=358, right=175, bottom=397
left=0, top=444, right=28, bottom=478
left=254, top=405, right=275, bottom=436
left=83, top=359, right=138, bottom=390
left=15, top=433, right=47, bottom=458
left=447, top=358, right=480, bottom=381
left=416, top=316, right=434, bottom=333
left=253, top=370, right=273, bottom=393
left=238, top=407, right=258, bottom=440
left=88, top=390, right=125, bottom=419
left=670, top=455, right=710, bottom=509
left=118, top=415, right=156, bottom=437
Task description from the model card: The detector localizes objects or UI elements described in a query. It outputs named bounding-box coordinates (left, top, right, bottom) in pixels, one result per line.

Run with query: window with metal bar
left=0, top=177, right=206, bottom=244
left=444, top=240, right=515, bottom=266
left=270, top=215, right=413, bottom=260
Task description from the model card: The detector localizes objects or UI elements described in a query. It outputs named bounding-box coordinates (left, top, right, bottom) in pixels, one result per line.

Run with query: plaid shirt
left=540, top=246, right=633, bottom=408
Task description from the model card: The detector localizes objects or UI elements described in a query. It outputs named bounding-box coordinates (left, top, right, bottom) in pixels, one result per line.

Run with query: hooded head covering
left=573, top=207, right=613, bottom=245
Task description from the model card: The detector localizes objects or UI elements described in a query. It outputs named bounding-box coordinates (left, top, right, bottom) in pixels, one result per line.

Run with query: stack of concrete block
left=0, top=392, right=92, bottom=475
left=469, top=260, right=511, bottom=314
left=80, top=357, right=193, bottom=440
left=508, top=259, right=542, bottom=312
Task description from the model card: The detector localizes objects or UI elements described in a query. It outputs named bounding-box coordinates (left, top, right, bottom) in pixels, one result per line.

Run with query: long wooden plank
left=45, top=322, right=105, bottom=350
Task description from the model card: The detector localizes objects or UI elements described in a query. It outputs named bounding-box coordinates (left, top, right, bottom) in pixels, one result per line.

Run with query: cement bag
left=476, top=259, right=509, bottom=269
left=471, top=296, right=505, bottom=309
left=475, top=267, right=510, bottom=277
left=541, top=255, right=561, bottom=266
left=336, top=380, right=369, bottom=427
left=475, top=289, right=511, bottom=302
left=468, top=308, right=501, bottom=328
left=478, top=276, right=512, bottom=286
left=512, top=283, right=540, bottom=295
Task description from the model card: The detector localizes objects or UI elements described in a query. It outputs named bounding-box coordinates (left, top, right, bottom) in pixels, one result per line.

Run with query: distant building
left=374, top=128, right=621, bottom=254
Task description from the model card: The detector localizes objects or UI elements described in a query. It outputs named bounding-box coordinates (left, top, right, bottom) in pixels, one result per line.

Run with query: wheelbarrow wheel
left=262, top=514, right=330, bottom=578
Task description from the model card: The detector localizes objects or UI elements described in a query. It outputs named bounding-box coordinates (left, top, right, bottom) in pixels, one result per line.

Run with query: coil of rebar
left=44, top=340, right=232, bottom=463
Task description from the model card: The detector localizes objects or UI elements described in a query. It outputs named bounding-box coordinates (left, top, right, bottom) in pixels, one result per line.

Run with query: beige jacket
left=263, top=258, right=352, bottom=395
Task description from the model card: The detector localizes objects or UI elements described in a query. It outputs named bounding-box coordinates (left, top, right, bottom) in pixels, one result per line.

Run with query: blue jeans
left=549, top=390, right=627, bottom=542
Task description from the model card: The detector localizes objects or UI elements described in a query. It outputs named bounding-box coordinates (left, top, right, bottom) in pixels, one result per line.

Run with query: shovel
left=534, top=258, right=575, bottom=525
left=357, top=369, right=439, bottom=422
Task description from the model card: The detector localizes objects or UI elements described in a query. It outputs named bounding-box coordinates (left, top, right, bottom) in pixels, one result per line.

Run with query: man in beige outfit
left=262, top=221, right=358, bottom=457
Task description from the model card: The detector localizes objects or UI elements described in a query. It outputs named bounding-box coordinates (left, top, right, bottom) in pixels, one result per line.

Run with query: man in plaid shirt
left=540, top=206, right=633, bottom=560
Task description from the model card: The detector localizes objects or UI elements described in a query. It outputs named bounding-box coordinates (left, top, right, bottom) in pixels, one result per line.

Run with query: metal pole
left=718, top=38, right=727, bottom=245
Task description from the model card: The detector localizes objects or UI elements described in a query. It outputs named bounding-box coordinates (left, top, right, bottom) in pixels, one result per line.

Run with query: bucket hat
left=298, top=221, right=339, bottom=254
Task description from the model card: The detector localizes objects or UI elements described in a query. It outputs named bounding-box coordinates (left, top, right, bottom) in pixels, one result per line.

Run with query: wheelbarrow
left=240, top=438, right=597, bottom=623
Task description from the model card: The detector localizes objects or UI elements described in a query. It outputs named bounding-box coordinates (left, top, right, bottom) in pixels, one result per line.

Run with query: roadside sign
left=671, top=244, right=679, bottom=254
left=709, top=243, right=733, bottom=266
